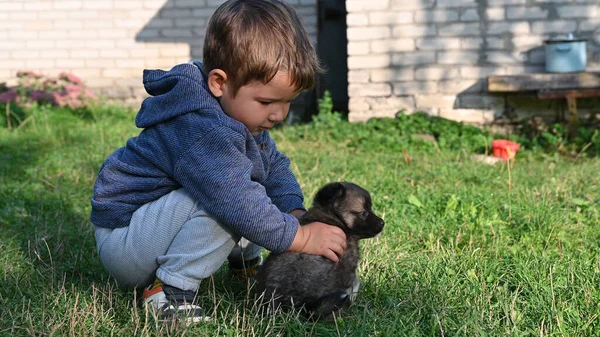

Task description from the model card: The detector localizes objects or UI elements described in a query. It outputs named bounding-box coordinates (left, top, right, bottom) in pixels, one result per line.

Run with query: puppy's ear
left=313, top=182, right=346, bottom=207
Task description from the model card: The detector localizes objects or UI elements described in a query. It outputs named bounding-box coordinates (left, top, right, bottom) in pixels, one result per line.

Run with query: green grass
left=1, top=105, right=599, bottom=336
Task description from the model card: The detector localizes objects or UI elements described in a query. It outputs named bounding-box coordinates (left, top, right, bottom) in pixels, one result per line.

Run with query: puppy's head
left=313, top=182, right=384, bottom=238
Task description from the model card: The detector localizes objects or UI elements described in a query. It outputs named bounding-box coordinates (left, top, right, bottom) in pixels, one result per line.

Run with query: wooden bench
left=488, top=72, right=600, bottom=136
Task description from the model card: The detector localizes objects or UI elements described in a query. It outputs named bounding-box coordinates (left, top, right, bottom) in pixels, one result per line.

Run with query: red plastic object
left=491, top=140, right=521, bottom=160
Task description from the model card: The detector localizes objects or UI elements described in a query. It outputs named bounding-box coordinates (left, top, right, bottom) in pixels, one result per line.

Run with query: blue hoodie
left=90, top=61, right=303, bottom=254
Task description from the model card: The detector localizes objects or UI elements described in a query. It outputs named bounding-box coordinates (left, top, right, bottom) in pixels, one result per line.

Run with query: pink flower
left=29, top=90, right=55, bottom=104
left=59, top=72, right=82, bottom=84
left=83, top=89, right=97, bottom=100
left=0, top=89, right=18, bottom=103
left=17, top=70, right=43, bottom=79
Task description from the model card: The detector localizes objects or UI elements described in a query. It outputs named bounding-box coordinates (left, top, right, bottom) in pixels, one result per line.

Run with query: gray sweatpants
left=94, top=189, right=263, bottom=291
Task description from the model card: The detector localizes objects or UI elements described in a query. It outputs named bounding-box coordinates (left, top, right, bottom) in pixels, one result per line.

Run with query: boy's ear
left=207, top=69, right=227, bottom=98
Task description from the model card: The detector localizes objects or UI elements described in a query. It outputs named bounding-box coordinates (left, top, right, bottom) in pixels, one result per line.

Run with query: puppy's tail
left=305, top=291, right=350, bottom=319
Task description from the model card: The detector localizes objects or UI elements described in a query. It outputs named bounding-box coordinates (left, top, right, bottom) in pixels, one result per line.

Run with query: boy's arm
left=174, top=127, right=299, bottom=254
left=262, top=135, right=305, bottom=213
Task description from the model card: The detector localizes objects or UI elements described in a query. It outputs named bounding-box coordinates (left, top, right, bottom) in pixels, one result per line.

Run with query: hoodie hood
left=136, top=61, right=222, bottom=128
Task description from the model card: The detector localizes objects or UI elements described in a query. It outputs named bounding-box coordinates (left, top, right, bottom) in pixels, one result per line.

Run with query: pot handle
left=556, top=44, right=572, bottom=52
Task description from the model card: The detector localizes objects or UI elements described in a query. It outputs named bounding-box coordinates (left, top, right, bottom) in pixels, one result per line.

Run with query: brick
left=161, top=29, right=194, bottom=38
left=348, top=70, right=370, bottom=83
left=0, top=60, right=26, bottom=70
left=415, top=67, right=460, bottom=80
left=160, top=48, right=190, bottom=57
left=347, top=13, right=368, bottom=26
left=9, top=31, right=37, bottom=39
left=348, top=42, right=370, bottom=56
left=349, top=98, right=370, bottom=111
left=461, top=9, right=480, bottom=21
left=365, top=96, right=416, bottom=110
left=511, top=36, right=544, bottom=49
left=415, top=9, right=459, bottom=23
left=486, top=22, right=530, bottom=35
left=25, top=60, right=55, bottom=69
left=0, top=41, right=26, bottom=50
left=437, top=52, right=480, bottom=64
left=11, top=50, right=40, bottom=60
left=393, top=81, right=438, bottom=95
left=98, top=29, right=129, bottom=39
left=100, top=50, right=131, bottom=58
left=26, top=41, right=55, bottom=49
left=82, top=1, right=114, bottom=9
left=69, top=30, right=100, bottom=39
left=160, top=9, right=195, bottom=18
left=174, top=0, right=208, bottom=7
left=57, top=40, right=86, bottom=49
left=370, top=68, right=414, bottom=82
left=417, top=38, right=461, bottom=50
left=391, top=52, right=436, bottom=66
left=71, top=50, right=100, bottom=58
left=437, top=0, right=477, bottom=7
left=461, top=38, right=505, bottom=50
left=439, top=109, right=496, bottom=124
left=174, top=18, right=208, bottom=28
left=392, top=25, right=436, bottom=37
left=438, top=80, right=484, bottom=94
left=86, top=59, right=116, bottom=68
left=580, top=20, right=600, bottom=31
left=391, top=0, right=435, bottom=10
left=507, top=7, right=549, bottom=19
left=40, top=50, right=70, bottom=58
left=56, top=59, right=85, bottom=68
left=532, top=21, right=577, bottom=34
left=115, top=1, right=145, bottom=9
left=347, top=27, right=391, bottom=41
left=486, top=52, right=526, bottom=64
left=346, top=0, right=390, bottom=12
left=69, top=10, right=100, bottom=19
left=460, top=66, right=505, bottom=79
left=87, top=78, right=118, bottom=88
left=348, top=55, right=391, bottom=69
left=485, top=8, right=505, bottom=20
left=369, top=12, right=413, bottom=25
left=557, top=5, right=598, bottom=18
left=39, top=11, right=68, bottom=20
left=348, top=83, right=392, bottom=97
left=416, top=94, right=457, bottom=109
left=9, top=12, right=38, bottom=20
left=370, top=39, right=415, bottom=53
left=488, top=0, right=526, bottom=4
left=54, top=1, right=83, bottom=10
left=438, top=23, right=480, bottom=36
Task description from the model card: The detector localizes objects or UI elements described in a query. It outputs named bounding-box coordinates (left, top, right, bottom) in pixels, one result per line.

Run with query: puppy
left=255, top=182, right=385, bottom=320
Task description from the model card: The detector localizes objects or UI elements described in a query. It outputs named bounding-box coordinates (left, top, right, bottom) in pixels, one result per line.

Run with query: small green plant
left=312, top=90, right=343, bottom=127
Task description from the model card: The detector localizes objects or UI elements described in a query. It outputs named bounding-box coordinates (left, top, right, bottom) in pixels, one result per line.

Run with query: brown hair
left=203, top=0, right=323, bottom=96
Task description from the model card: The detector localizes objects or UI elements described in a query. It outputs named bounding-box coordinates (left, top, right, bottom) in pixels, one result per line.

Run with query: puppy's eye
left=360, top=211, right=369, bottom=218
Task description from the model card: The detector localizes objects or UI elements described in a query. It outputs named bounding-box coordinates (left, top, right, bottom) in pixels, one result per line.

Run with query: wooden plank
left=537, top=88, right=600, bottom=99
left=488, top=72, right=600, bottom=92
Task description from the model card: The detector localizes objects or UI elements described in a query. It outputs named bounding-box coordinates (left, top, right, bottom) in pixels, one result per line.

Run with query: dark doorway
left=317, top=0, right=349, bottom=115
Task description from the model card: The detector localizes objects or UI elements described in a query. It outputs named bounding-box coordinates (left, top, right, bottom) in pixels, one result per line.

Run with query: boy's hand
left=289, top=222, right=347, bottom=263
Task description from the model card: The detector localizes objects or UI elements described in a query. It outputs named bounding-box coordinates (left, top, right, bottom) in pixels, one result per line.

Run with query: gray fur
left=255, top=182, right=385, bottom=320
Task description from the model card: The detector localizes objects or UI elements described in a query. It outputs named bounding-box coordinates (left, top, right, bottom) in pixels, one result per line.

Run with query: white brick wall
left=0, top=0, right=317, bottom=105
left=346, top=0, right=600, bottom=124
left=2, top=1, right=599, bottom=124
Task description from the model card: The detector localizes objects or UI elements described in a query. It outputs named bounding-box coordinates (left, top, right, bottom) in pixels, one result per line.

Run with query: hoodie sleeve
left=262, top=135, right=305, bottom=213
left=173, top=126, right=300, bottom=253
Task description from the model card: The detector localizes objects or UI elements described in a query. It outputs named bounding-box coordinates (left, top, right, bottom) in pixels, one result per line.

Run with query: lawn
left=1, top=105, right=599, bottom=336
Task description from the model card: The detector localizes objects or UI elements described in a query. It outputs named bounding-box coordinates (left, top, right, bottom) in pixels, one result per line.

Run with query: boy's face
left=218, top=71, right=298, bottom=136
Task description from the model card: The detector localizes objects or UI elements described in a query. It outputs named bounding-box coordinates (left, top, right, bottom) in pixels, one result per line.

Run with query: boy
left=90, top=0, right=347, bottom=323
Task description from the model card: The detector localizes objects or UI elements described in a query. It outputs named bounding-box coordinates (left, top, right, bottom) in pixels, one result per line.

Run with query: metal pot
left=543, top=34, right=587, bottom=73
